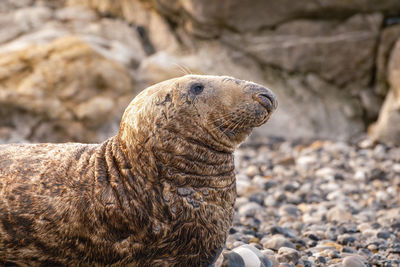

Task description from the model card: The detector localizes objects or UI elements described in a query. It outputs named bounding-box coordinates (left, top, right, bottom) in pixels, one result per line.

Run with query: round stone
left=277, top=247, right=300, bottom=264
left=342, top=255, right=366, bottom=267
left=261, top=236, right=296, bottom=250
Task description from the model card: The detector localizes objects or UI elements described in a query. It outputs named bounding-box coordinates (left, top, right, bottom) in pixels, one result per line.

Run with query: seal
left=0, top=75, right=277, bottom=266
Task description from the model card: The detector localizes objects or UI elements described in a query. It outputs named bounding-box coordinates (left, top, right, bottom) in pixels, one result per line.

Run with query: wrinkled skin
left=0, top=75, right=277, bottom=266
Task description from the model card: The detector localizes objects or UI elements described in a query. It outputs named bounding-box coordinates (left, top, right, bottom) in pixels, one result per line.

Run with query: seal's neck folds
left=118, top=130, right=235, bottom=188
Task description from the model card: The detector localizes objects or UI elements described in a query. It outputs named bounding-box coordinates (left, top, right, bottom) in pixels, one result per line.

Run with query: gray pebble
left=337, top=234, right=356, bottom=245
left=377, top=230, right=391, bottom=239
left=261, top=235, right=296, bottom=250
left=238, top=202, right=264, bottom=217
left=269, top=226, right=297, bottom=239
left=278, top=204, right=301, bottom=218
left=342, top=255, right=366, bottom=267
left=277, top=247, right=300, bottom=264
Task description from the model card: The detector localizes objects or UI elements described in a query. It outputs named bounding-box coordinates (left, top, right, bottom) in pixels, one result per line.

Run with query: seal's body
left=0, top=75, right=277, bottom=266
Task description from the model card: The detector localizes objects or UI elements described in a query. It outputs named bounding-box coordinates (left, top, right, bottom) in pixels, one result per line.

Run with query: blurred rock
left=67, top=0, right=180, bottom=52
left=151, top=0, right=400, bottom=36
left=0, top=5, right=147, bottom=70
left=375, top=24, right=400, bottom=97
left=255, top=71, right=365, bottom=141
left=223, top=14, right=382, bottom=89
left=371, top=38, right=400, bottom=146
left=0, top=36, right=134, bottom=143
left=0, top=0, right=34, bottom=13
left=0, top=6, right=52, bottom=43
left=55, top=5, right=97, bottom=22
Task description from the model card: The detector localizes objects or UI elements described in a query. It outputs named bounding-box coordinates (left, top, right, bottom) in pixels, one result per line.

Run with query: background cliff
left=1, top=0, right=400, bottom=145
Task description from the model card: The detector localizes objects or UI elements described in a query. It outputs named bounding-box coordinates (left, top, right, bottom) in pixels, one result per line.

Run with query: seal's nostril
left=254, top=92, right=277, bottom=111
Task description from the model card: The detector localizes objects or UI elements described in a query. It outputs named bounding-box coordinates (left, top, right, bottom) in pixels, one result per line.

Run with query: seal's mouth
left=214, top=97, right=276, bottom=140
left=210, top=88, right=277, bottom=145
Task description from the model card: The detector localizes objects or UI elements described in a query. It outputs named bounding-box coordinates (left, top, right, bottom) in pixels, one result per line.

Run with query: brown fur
left=0, top=75, right=277, bottom=266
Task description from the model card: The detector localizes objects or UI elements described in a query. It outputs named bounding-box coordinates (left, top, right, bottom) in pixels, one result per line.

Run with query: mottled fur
left=0, top=75, right=277, bottom=266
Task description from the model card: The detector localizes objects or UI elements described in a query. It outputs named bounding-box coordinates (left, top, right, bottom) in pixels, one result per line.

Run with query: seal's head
left=119, top=75, right=277, bottom=153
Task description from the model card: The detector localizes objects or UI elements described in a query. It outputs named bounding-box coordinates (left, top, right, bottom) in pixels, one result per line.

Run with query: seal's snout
left=253, top=89, right=278, bottom=112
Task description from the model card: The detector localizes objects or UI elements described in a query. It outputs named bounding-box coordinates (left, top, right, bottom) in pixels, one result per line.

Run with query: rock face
left=0, top=0, right=400, bottom=144
left=224, top=14, right=382, bottom=89
left=371, top=39, right=400, bottom=146
left=139, top=0, right=400, bottom=39
left=0, top=36, right=133, bottom=143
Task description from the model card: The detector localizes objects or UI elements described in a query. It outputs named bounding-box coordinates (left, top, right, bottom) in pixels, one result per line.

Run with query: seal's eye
left=190, top=83, right=204, bottom=95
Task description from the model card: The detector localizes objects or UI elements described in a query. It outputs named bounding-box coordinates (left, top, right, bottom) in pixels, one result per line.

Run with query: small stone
left=232, top=245, right=274, bottom=267
left=327, top=207, right=353, bottom=222
left=342, top=255, right=366, bottom=267
left=316, top=256, right=327, bottom=264
left=248, top=237, right=260, bottom=243
left=246, top=165, right=259, bottom=177
left=276, top=156, right=295, bottom=166
left=327, top=250, right=341, bottom=259
left=358, top=248, right=373, bottom=258
left=306, top=233, right=320, bottom=241
left=238, top=202, right=263, bottom=217
left=269, top=226, right=297, bottom=239
left=296, top=155, right=317, bottom=167
left=388, top=243, right=400, bottom=253
left=339, top=224, right=357, bottom=234
left=302, top=260, right=313, bottom=267
left=373, top=145, right=386, bottom=159
left=239, top=217, right=260, bottom=230
left=354, top=170, right=366, bottom=181
left=377, top=230, right=391, bottom=239
left=357, top=222, right=372, bottom=233
left=260, top=249, right=275, bottom=256
left=222, top=250, right=247, bottom=267
left=249, top=192, right=266, bottom=205
left=315, top=167, right=335, bottom=179
left=368, top=168, right=387, bottom=181
left=279, top=204, right=301, bottom=218
left=249, top=242, right=263, bottom=250
left=236, top=180, right=251, bottom=196
left=375, top=190, right=389, bottom=202
left=262, top=236, right=296, bottom=250
left=393, top=163, right=400, bottom=173
left=274, top=191, right=287, bottom=202
left=264, top=180, right=279, bottom=190
left=341, top=246, right=357, bottom=253
left=264, top=195, right=276, bottom=207
left=358, top=138, right=374, bottom=148
left=337, top=234, right=356, bottom=245
left=252, top=175, right=268, bottom=188
left=277, top=247, right=300, bottom=264
left=232, top=241, right=246, bottom=249
left=229, top=227, right=238, bottom=234
left=266, top=255, right=279, bottom=267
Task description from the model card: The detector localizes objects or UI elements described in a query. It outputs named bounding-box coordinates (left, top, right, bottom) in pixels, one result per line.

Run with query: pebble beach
left=218, top=137, right=400, bottom=267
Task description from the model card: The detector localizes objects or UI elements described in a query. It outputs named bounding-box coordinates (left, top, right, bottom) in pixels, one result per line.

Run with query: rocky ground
left=217, top=137, right=400, bottom=267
